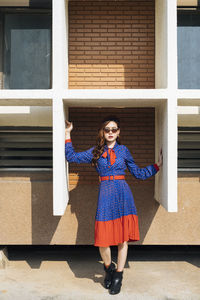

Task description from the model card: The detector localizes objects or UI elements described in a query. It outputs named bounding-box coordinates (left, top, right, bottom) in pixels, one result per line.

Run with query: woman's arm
left=125, top=146, right=161, bottom=180
left=65, top=120, right=94, bottom=164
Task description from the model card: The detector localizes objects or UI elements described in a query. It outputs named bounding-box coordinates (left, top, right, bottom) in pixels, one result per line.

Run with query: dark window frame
left=178, top=126, right=200, bottom=172
left=0, top=6, right=52, bottom=90
left=177, top=9, right=200, bottom=89
left=0, top=126, right=53, bottom=171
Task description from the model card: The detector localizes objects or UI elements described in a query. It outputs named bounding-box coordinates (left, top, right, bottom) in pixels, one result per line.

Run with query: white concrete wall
left=1, top=0, right=199, bottom=215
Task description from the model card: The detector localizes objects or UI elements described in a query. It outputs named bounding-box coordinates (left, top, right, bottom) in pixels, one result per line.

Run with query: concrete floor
left=0, top=246, right=200, bottom=300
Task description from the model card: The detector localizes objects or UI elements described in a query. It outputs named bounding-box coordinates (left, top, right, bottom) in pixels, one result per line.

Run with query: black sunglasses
left=104, top=127, right=119, bottom=134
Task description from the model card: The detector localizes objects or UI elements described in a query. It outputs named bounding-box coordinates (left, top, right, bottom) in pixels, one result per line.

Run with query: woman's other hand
left=157, top=148, right=163, bottom=168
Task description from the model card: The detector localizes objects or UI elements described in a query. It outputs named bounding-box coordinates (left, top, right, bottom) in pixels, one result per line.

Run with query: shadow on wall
left=68, top=172, right=159, bottom=246
left=68, top=181, right=98, bottom=245
left=31, top=172, right=61, bottom=245
left=30, top=170, right=160, bottom=247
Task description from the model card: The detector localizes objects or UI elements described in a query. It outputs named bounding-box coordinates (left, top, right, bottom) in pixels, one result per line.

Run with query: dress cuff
left=154, top=163, right=159, bottom=171
left=65, top=139, right=72, bottom=144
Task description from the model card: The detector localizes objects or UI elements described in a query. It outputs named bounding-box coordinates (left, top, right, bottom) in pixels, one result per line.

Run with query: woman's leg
left=109, top=241, right=128, bottom=294
left=99, top=246, right=115, bottom=289
left=99, top=246, right=111, bottom=266
left=117, top=241, right=128, bottom=271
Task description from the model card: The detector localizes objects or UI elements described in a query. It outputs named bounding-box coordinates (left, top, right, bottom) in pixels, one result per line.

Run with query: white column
left=155, top=0, right=178, bottom=90
left=154, top=0, right=178, bottom=212
left=52, top=0, right=69, bottom=215
left=167, top=0, right=178, bottom=91
left=167, top=97, right=178, bottom=212
left=166, top=0, right=178, bottom=211
left=52, top=0, right=68, bottom=91
left=53, top=99, right=68, bottom=215
left=155, top=99, right=178, bottom=212
left=155, top=101, right=167, bottom=209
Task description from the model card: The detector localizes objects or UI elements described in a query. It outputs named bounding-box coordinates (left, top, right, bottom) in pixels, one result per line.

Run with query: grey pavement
left=0, top=246, right=200, bottom=300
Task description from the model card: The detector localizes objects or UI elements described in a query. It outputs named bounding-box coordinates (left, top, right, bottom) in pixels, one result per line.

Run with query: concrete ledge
left=0, top=247, right=9, bottom=269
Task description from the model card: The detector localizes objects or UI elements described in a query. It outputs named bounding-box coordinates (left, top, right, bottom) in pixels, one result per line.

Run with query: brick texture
left=68, top=0, right=155, bottom=89
left=68, top=107, right=155, bottom=186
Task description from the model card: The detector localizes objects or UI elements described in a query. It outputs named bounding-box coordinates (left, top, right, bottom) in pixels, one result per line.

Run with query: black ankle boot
left=103, top=262, right=116, bottom=289
left=109, top=270, right=123, bottom=295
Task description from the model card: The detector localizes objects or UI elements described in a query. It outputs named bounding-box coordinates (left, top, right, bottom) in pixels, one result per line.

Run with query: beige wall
left=178, top=113, right=200, bottom=127
left=0, top=172, right=199, bottom=245
left=177, top=0, right=198, bottom=6
left=0, top=0, right=29, bottom=6
left=0, top=106, right=52, bottom=127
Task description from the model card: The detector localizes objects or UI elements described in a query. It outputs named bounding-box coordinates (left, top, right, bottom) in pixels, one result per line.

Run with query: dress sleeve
left=65, top=139, right=94, bottom=164
left=125, top=146, right=159, bottom=180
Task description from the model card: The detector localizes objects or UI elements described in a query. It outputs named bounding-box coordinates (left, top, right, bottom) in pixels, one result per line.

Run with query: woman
left=65, top=115, right=163, bottom=295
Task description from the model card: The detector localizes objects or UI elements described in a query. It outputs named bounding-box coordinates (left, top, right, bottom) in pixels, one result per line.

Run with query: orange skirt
left=94, top=214, right=140, bottom=247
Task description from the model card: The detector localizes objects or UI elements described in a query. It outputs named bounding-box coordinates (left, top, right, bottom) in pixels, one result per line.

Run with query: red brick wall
left=68, top=0, right=155, bottom=89
left=69, top=107, right=155, bottom=185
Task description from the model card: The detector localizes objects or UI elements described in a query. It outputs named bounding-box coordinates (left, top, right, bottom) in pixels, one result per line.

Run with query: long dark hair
left=91, top=115, right=121, bottom=167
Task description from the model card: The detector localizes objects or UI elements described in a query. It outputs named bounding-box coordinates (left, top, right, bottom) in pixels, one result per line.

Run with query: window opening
left=177, top=10, right=200, bottom=89
left=178, top=127, right=200, bottom=171
left=0, top=126, right=52, bottom=171
left=0, top=4, right=52, bottom=89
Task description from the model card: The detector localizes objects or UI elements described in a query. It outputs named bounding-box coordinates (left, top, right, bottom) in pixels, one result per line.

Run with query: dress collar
left=103, top=141, right=118, bottom=165
left=104, top=141, right=118, bottom=150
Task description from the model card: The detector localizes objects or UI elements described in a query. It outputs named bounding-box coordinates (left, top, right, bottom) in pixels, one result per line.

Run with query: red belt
left=100, top=175, right=125, bottom=181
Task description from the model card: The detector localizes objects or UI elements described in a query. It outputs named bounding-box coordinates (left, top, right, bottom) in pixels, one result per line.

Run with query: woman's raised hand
left=65, top=120, right=73, bottom=140
left=65, top=120, right=73, bottom=132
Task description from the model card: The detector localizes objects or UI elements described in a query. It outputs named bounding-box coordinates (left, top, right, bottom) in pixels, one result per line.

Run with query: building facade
left=0, top=0, right=199, bottom=245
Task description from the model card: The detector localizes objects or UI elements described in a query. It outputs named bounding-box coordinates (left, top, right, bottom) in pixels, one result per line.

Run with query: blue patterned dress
left=65, top=139, right=159, bottom=247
